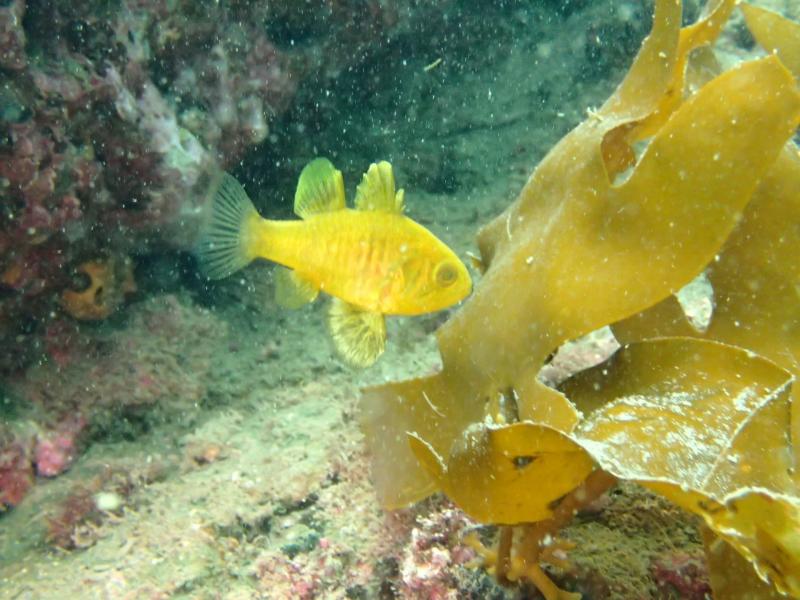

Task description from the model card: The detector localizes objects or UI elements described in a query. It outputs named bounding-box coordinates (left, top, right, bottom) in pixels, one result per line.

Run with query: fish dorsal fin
left=294, top=158, right=346, bottom=219
left=354, top=161, right=405, bottom=214
left=328, top=298, right=386, bottom=367
left=274, top=266, right=319, bottom=309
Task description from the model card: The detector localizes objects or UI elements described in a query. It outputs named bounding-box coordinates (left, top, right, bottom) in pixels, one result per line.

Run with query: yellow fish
left=197, top=158, right=472, bottom=367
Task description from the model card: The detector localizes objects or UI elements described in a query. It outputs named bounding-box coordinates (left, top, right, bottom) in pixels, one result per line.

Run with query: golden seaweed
left=360, top=1, right=800, bottom=598
left=741, top=3, right=800, bottom=78
left=702, top=527, right=786, bottom=600
left=563, top=338, right=799, bottom=596
left=613, top=5, right=800, bottom=471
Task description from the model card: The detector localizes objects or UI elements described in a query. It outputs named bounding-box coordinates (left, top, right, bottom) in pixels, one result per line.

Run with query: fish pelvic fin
left=196, top=172, right=263, bottom=280
left=294, top=158, right=346, bottom=219
left=354, top=161, right=405, bottom=214
left=328, top=298, right=386, bottom=368
left=274, top=266, right=319, bottom=309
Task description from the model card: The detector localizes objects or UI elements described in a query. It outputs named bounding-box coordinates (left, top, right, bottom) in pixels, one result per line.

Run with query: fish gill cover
left=360, top=1, right=800, bottom=598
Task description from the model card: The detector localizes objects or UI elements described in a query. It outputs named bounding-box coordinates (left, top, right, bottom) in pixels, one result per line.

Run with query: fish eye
left=434, top=261, right=459, bottom=287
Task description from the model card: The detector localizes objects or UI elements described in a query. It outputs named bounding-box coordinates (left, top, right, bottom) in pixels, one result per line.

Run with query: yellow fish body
left=197, top=158, right=472, bottom=367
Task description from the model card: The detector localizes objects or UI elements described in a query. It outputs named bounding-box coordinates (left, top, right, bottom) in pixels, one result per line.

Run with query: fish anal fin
left=294, top=158, right=346, bottom=219
left=354, top=161, right=405, bottom=213
left=274, top=267, right=319, bottom=309
left=328, top=298, right=386, bottom=367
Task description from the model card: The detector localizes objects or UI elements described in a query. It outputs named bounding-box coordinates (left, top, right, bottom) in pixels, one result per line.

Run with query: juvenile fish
left=196, top=158, right=472, bottom=367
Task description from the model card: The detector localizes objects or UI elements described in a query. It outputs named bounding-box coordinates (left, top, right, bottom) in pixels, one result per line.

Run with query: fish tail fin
left=196, top=172, right=263, bottom=280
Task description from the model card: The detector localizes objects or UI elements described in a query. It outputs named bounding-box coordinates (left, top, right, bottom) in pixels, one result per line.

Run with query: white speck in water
left=618, top=4, right=634, bottom=21
left=94, top=492, right=123, bottom=512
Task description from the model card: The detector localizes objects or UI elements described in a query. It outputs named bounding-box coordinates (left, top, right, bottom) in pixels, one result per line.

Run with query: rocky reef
left=0, top=0, right=450, bottom=374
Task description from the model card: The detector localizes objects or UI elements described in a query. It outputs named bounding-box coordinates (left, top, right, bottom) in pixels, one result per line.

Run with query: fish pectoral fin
left=328, top=299, right=386, bottom=367
left=294, top=158, right=346, bottom=219
left=354, top=161, right=405, bottom=214
left=274, top=267, right=319, bottom=309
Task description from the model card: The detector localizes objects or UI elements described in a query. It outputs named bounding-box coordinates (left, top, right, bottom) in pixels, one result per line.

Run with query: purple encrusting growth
left=0, top=0, right=409, bottom=373
left=0, top=0, right=288, bottom=370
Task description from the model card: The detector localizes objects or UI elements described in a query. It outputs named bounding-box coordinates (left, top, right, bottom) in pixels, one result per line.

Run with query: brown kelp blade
left=741, top=3, right=800, bottom=78
left=702, top=528, right=785, bottom=600
left=408, top=423, right=594, bottom=524
left=360, top=2, right=800, bottom=597
left=702, top=490, right=800, bottom=597
left=563, top=337, right=798, bottom=597
left=565, top=338, right=795, bottom=497
left=375, top=336, right=800, bottom=594
left=362, top=52, right=800, bottom=513
left=613, top=143, right=800, bottom=472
